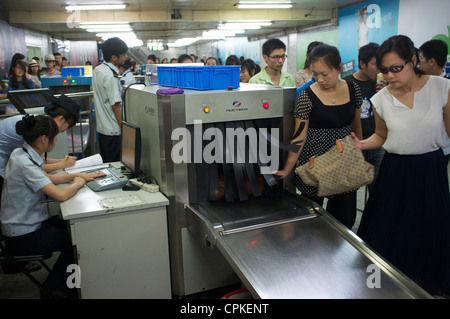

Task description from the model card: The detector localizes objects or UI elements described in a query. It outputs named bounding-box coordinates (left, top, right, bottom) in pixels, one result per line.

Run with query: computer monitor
left=7, top=88, right=54, bottom=114
left=121, top=121, right=141, bottom=178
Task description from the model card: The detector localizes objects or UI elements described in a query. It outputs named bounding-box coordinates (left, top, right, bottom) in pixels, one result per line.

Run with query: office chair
left=0, top=233, right=54, bottom=298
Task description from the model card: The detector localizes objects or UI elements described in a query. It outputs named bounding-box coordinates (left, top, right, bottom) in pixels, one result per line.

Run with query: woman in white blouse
left=352, top=35, right=450, bottom=297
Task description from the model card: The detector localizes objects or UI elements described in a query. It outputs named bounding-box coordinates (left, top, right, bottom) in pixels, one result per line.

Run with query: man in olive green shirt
left=249, top=38, right=295, bottom=87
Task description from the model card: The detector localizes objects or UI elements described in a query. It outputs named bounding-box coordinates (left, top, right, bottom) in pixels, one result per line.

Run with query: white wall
left=398, top=0, right=450, bottom=48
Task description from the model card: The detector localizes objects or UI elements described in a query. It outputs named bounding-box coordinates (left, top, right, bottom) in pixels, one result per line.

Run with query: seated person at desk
left=0, top=115, right=104, bottom=298
left=0, top=94, right=81, bottom=197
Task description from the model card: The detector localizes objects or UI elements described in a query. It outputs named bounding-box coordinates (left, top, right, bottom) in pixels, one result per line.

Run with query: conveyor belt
left=196, top=191, right=316, bottom=235
left=186, top=192, right=432, bottom=299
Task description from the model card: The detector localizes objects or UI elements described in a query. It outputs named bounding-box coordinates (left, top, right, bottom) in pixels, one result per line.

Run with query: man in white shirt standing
left=419, top=39, right=450, bottom=165
left=92, top=37, right=128, bottom=162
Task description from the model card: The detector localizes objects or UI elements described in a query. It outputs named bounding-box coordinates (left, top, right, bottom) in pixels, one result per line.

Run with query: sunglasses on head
left=378, top=63, right=407, bottom=74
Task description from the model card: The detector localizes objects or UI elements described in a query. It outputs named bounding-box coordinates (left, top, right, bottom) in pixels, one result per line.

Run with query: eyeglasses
left=378, top=63, right=407, bottom=74
left=267, top=54, right=287, bottom=61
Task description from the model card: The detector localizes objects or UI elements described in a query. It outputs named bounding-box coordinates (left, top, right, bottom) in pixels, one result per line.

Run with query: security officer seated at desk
left=0, top=115, right=104, bottom=298
left=0, top=94, right=82, bottom=196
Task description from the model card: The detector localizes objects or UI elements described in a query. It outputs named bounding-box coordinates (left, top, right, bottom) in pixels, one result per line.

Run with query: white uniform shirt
left=371, top=75, right=450, bottom=155
left=92, top=62, right=123, bottom=136
left=0, top=144, right=52, bottom=237
left=120, top=69, right=136, bottom=88
left=0, top=114, right=27, bottom=178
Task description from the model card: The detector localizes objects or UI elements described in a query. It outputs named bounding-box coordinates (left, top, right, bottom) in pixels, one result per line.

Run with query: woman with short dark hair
left=275, top=44, right=363, bottom=229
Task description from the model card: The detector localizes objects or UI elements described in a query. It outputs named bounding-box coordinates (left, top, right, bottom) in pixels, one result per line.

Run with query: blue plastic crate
left=157, top=66, right=178, bottom=87
left=157, top=65, right=240, bottom=90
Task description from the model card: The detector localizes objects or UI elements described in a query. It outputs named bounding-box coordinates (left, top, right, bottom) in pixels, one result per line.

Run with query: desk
left=60, top=175, right=171, bottom=299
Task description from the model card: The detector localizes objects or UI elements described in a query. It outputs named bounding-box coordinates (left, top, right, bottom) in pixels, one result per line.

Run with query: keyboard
left=85, top=167, right=129, bottom=192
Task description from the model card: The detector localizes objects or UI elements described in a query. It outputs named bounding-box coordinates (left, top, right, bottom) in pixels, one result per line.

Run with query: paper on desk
left=65, top=164, right=109, bottom=174
left=64, top=154, right=107, bottom=173
left=100, top=195, right=146, bottom=209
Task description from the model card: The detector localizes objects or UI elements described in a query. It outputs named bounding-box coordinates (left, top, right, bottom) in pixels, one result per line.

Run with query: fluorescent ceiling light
left=168, top=38, right=198, bottom=47
left=81, top=24, right=130, bottom=30
left=88, top=27, right=132, bottom=32
left=80, top=23, right=131, bottom=32
left=97, top=32, right=142, bottom=47
left=80, top=21, right=130, bottom=25
left=96, top=32, right=137, bottom=38
left=234, top=2, right=292, bottom=9
left=218, top=23, right=262, bottom=30
left=80, top=24, right=130, bottom=28
left=236, top=22, right=271, bottom=26
left=197, top=36, right=227, bottom=40
left=65, top=4, right=127, bottom=11
left=225, top=20, right=272, bottom=23
left=169, top=32, right=241, bottom=48
left=202, top=30, right=237, bottom=37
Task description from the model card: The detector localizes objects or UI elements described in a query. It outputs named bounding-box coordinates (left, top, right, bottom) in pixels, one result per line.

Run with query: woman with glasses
left=248, top=38, right=295, bottom=87
left=275, top=44, right=362, bottom=229
left=0, top=58, right=35, bottom=100
left=352, top=35, right=450, bottom=297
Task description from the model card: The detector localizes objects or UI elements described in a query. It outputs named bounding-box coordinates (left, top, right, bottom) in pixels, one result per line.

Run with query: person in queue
left=240, top=59, right=259, bottom=83
left=27, top=59, right=42, bottom=88
left=41, top=54, right=61, bottom=78
left=178, top=54, right=193, bottom=63
left=147, top=54, right=157, bottom=64
left=419, top=39, right=450, bottom=165
left=119, top=58, right=136, bottom=89
left=275, top=44, right=362, bottom=229
left=294, top=41, right=324, bottom=88
left=353, top=35, right=450, bottom=297
left=249, top=38, right=295, bottom=87
left=225, top=55, right=240, bottom=66
left=0, top=115, right=105, bottom=298
left=344, top=43, right=386, bottom=192
left=294, top=42, right=325, bottom=99
left=0, top=59, right=35, bottom=99
left=205, top=57, right=218, bottom=66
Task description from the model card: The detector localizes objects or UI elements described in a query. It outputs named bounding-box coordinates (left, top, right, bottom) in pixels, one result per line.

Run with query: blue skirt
left=357, top=149, right=450, bottom=296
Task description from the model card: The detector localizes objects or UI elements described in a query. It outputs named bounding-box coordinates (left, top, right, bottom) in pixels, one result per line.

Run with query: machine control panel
left=185, top=86, right=285, bottom=124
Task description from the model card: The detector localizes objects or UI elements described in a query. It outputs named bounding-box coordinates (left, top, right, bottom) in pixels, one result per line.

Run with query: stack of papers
left=64, top=154, right=109, bottom=173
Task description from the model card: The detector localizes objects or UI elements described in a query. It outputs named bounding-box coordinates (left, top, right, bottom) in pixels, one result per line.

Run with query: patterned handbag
left=295, top=135, right=374, bottom=197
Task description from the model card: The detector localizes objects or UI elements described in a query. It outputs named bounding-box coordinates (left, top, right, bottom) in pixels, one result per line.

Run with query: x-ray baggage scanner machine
left=125, top=83, right=431, bottom=299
